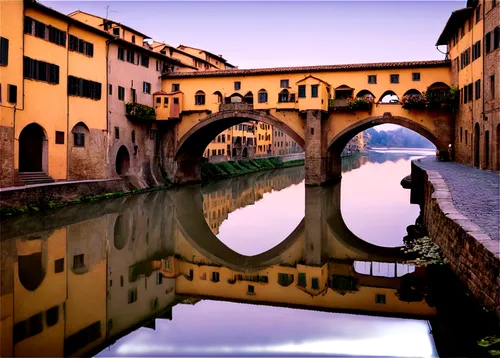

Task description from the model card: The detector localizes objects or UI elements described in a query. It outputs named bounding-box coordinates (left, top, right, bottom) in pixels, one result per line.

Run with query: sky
left=43, top=1, right=463, bottom=131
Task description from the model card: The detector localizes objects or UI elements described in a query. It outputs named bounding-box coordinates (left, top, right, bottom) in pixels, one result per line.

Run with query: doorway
left=19, top=123, right=47, bottom=172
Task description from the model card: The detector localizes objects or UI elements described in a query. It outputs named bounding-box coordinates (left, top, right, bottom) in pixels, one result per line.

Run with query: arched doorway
left=484, top=130, right=490, bottom=169
left=116, top=146, right=130, bottom=176
left=19, top=123, right=47, bottom=172
left=474, top=123, right=480, bottom=167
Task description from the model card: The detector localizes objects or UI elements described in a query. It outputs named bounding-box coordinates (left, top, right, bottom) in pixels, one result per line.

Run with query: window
left=311, top=278, right=319, bottom=290
left=211, top=272, right=220, bottom=282
left=494, top=0, right=497, bottom=8
left=24, top=17, right=66, bottom=47
left=23, top=56, right=59, bottom=84
left=128, top=288, right=137, bottom=304
left=465, top=130, right=468, bottom=144
left=486, top=32, right=491, bottom=53
left=280, top=79, right=289, bottom=88
left=68, top=76, right=102, bottom=100
left=368, top=75, right=377, bottom=84
left=131, top=130, right=135, bottom=144
left=131, top=35, right=135, bottom=44
left=311, top=84, right=318, bottom=98
left=120, top=275, right=124, bottom=286
left=472, top=41, right=481, bottom=61
left=74, top=132, right=85, bottom=147
left=46, top=306, right=59, bottom=327
left=114, top=127, right=120, bottom=139
left=475, top=4, right=481, bottom=23
left=0, top=37, right=8, bottom=66
left=141, top=55, right=149, bottom=67
left=463, top=87, right=468, bottom=104
left=298, top=273, right=306, bottom=287
left=54, top=258, right=64, bottom=273
left=475, top=79, right=481, bottom=100
left=234, top=81, right=241, bottom=90
left=73, top=254, right=84, bottom=269
left=258, top=90, right=268, bottom=103
left=460, top=127, right=463, bottom=143
left=390, top=74, right=399, bottom=83
left=55, top=131, right=64, bottom=144
left=118, top=86, right=125, bottom=101
left=468, top=83, right=473, bottom=102
left=495, top=26, right=500, bottom=50
left=247, top=285, right=255, bottom=294
left=113, top=27, right=120, bottom=36
left=156, top=60, right=160, bottom=71
left=195, top=91, right=205, bottom=105
left=222, top=134, right=225, bottom=143
left=68, top=35, right=94, bottom=57
left=298, top=85, right=306, bottom=98
left=491, top=75, right=495, bottom=99
left=375, top=294, right=386, bottom=304
left=460, top=47, right=471, bottom=69
left=156, top=272, right=163, bottom=285
left=412, top=72, right=420, bottom=81
left=127, top=50, right=135, bottom=64
left=7, top=84, right=17, bottom=103
left=118, top=47, right=125, bottom=60
left=172, top=83, right=180, bottom=92
left=142, top=81, right=151, bottom=94
left=211, top=149, right=216, bottom=156
left=173, top=97, right=179, bottom=104
left=149, top=129, right=156, bottom=140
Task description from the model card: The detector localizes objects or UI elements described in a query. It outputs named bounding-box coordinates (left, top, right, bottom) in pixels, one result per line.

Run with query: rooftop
left=163, top=60, right=451, bottom=79
left=435, top=7, right=474, bottom=46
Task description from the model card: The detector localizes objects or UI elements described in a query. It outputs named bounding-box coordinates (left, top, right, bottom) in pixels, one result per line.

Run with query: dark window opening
left=115, top=127, right=120, bottom=139
left=412, top=73, right=420, bottom=81
left=118, top=86, right=125, bottom=101
left=118, top=47, right=125, bottom=60
left=113, top=27, right=120, bottom=36
left=23, top=56, right=60, bottom=84
left=375, top=294, right=386, bottom=304
left=0, top=37, right=9, bottom=66
left=172, top=83, right=180, bottom=92
left=368, top=75, right=377, bottom=84
left=46, top=306, right=59, bottom=327
left=280, top=79, right=289, bottom=88
left=141, top=55, right=149, bottom=67
left=390, top=74, right=399, bottom=83
left=54, top=258, right=64, bottom=273
left=55, top=131, right=65, bottom=144
left=298, top=85, right=306, bottom=98
left=74, top=133, right=85, bottom=147
left=67, top=75, right=102, bottom=100
left=311, top=84, right=318, bottom=98
left=73, top=254, right=84, bottom=269
left=234, top=81, right=241, bottom=90
left=8, top=84, right=17, bottom=103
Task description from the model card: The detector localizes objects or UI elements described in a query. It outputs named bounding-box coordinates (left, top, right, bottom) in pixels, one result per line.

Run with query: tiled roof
left=435, top=7, right=474, bottom=46
left=163, top=60, right=450, bottom=79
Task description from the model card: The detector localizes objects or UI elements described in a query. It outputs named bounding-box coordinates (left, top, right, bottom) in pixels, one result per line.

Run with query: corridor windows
left=375, top=294, right=386, bottom=304
left=172, top=83, right=180, bottom=92
left=128, top=288, right=138, bottom=304
left=132, top=35, right=136, bottom=44
left=234, top=81, right=241, bottom=90
left=118, top=47, right=125, bottom=60
left=73, top=254, right=85, bottom=269
left=68, top=35, right=94, bottom=57
left=311, top=84, right=318, bottom=98
left=412, top=73, right=420, bottom=81
left=195, top=90, right=205, bottom=105
left=298, top=85, right=306, bottom=98
left=118, top=86, right=125, bottom=101
left=24, top=17, right=66, bottom=47
left=68, top=76, right=102, bottom=100
left=475, top=79, right=481, bottom=100
left=13, top=312, right=43, bottom=344
left=390, top=74, right=399, bottom=84
left=143, top=81, right=151, bottom=94
left=55, top=131, right=65, bottom=144
left=368, top=75, right=377, bottom=84
left=54, top=258, right=64, bottom=273
left=23, top=56, right=60, bottom=84
left=258, top=89, right=268, bottom=103
left=211, top=271, right=220, bottom=282
left=222, top=134, right=226, bottom=143
left=0, top=37, right=8, bottom=65
left=280, top=79, right=289, bottom=88
left=472, top=41, right=481, bottom=61
left=7, top=84, right=17, bottom=103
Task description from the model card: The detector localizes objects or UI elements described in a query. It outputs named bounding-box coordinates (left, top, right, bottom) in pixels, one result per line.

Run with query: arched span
left=327, top=115, right=442, bottom=156
left=175, top=110, right=305, bottom=161
left=173, top=183, right=305, bottom=272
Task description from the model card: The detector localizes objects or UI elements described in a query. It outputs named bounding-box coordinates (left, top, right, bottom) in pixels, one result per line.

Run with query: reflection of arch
left=242, top=147, right=248, bottom=158
left=19, top=123, right=48, bottom=172
left=356, top=89, right=375, bottom=99
left=18, top=238, right=48, bottom=291
left=114, top=214, right=128, bottom=250
left=474, top=122, right=480, bottom=167
left=403, top=89, right=423, bottom=97
left=213, top=91, right=223, bottom=103
left=174, top=111, right=304, bottom=163
left=116, top=146, right=130, bottom=176
left=232, top=148, right=237, bottom=158
left=243, top=91, right=254, bottom=104
left=379, top=90, right=399, bottom=103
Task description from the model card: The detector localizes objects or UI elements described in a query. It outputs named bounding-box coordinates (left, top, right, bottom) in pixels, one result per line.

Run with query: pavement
left=414, top=156, right=500, bottom=241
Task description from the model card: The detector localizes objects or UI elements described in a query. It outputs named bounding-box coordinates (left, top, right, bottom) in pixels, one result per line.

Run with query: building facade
left=437, top=0, right=500, bottom=170
left=272, top=128, right=301, bottom=156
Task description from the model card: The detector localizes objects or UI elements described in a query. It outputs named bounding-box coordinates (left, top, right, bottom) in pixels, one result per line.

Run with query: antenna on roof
left=105, top=5, right=118, bottom=19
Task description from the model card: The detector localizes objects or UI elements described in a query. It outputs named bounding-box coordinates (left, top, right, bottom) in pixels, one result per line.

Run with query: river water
left=0, top=149, right=497, bottom=357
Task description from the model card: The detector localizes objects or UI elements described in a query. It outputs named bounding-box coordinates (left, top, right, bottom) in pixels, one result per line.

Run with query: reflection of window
left=46, top=306, right=59, bottom=327
left=375, top=294, right=386, bottom=304
left=13, top=312, right=43, bottom=344
left=54, top=258, right=64, bottom=273
left=298, top=273, right=306, bottom=287
left=73, top=254, right=84, bottom=269
left=211, top=272, right=220, bottom=282
left=156, top=272, right=163, bottom=285
left=128, top=288, right=138, bottom=304
left=311, top=278, right=319, bottom=290
left=247, top=285, right=255, bottom=294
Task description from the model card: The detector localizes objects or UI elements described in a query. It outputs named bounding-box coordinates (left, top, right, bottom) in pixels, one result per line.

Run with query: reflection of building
left=272, top=128, right=301, bottom=156
left=256, top=122, right=273, bottom=156
left=203, top=122, right=258, bottom=162
left=342, top=133, right=366, bottom=156
left=436, top=0, right=499, bottom=171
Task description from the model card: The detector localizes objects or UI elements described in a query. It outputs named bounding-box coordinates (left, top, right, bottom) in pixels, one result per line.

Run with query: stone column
left=304, top=110, right=328, bottom=185
left=304, top=186, right=328, bottom=266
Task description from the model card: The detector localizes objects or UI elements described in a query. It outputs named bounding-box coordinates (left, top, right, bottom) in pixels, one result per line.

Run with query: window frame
left=390, top=74, right=399, bottom=84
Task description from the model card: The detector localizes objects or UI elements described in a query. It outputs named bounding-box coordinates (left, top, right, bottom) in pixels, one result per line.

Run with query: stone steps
left=18, top=172, right=55, bottom=186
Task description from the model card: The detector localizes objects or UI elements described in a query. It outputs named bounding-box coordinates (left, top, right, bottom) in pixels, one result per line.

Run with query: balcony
left=328, top=98, right=373, bottom=112
left=125, top=102, right=156, bottom=121
left=219, top=103, right=253, bottom=112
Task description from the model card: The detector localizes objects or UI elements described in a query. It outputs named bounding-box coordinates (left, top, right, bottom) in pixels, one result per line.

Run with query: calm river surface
left=1, top=149, right=496, bottom=358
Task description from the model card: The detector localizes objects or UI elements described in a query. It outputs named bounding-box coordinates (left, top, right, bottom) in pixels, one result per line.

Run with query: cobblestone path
left=414, top=156, right=500, bottom=240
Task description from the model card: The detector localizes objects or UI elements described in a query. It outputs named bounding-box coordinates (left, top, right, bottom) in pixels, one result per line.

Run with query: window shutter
left=0, top=37, right=9, bottom=65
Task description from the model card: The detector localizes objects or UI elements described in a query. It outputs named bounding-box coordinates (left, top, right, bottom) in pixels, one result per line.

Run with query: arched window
left=279, top=89, right=289, bottom=103
left=403, top=89, right=423, bottom=98
left=213, top=91, right=223, bottom=103
left=71, top=122, right=89, bottom=148
left=244, top=91, right=254, bottom=104
left=226, top=93, right=243, bottom=104
left=258, top=89, right=268, bottom=103
left=379, top=90, right=399, bottom=103
left=335, top=85, right=354, bottom=99
left=195, top=90, right=205, bottom=105
left=356, top=89, right=375, bottom=99
left=427, top=82, right=451, bottom=99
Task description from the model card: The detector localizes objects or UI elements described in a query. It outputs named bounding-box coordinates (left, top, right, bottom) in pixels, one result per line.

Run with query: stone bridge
left=154, top=60, right=454, bottom=185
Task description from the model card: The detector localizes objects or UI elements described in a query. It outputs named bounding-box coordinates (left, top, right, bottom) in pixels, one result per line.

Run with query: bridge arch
left=174, top=110, right=305, bottom=182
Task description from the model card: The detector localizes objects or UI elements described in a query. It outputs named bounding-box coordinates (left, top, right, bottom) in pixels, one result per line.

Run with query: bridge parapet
left=219, top=103, right=253, bottom=112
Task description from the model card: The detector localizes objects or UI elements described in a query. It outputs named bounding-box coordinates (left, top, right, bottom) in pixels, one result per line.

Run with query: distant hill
left=364, top=127, right=435, bottom=149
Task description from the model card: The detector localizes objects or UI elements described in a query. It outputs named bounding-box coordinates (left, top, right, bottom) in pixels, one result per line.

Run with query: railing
left=125, top=102, right=156, bottom=121
left=328, top=98, right=373, bottom=112
left=219, top=103, right=253, bottom=112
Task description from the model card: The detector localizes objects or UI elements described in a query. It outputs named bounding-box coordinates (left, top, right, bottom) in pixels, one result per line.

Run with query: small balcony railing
left=125, top=102, right=156, bottom=121
left=219, top=103, right=253, bottom=112
left=328, top=98, right=373, bottom=112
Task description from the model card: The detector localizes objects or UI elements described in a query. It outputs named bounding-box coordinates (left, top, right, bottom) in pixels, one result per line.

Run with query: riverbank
left=410, top=157, right=500, bottom=319
left=0, top=157, right=304, bottom=218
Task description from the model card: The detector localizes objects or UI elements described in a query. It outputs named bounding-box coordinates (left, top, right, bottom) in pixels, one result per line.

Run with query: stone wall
left=411, top=162, right=500, bottom=318
left=0, top=126, right=14, bottom=188
left=68, top=128, right=108, bottom=180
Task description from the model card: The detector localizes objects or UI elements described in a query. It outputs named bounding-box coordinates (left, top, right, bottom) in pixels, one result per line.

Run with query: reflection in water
left=0, top=153, right=444, bottom=358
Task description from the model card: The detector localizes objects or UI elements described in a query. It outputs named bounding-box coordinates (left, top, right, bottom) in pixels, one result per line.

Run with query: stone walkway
left=414, top=156, right=500, bottom=241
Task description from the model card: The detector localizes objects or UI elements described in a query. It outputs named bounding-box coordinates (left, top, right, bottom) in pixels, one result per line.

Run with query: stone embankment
left=410, top=158, right=500, bottom=318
